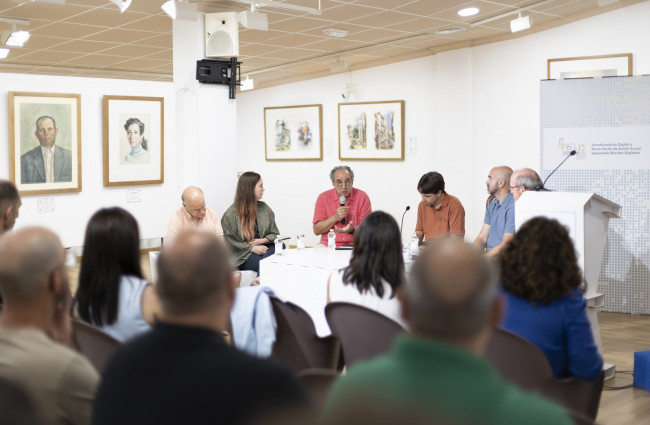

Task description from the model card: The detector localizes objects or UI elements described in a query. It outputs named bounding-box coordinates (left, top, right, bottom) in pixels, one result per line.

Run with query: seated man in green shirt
left=324, top=240, right=573, bottom=425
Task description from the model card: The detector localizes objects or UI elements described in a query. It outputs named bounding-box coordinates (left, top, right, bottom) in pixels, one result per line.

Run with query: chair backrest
left=297, top=368, right=339, bottom=412
left=71, top=319, right=121, bottom=374
left=325, top=302, right=405, bottom=367
left=270, top=298, right=340, bottom=373
left=485, top=327, right=603, bottom=421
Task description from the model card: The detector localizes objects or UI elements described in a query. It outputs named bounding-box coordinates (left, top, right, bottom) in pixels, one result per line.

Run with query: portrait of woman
left=123, top=117, right=150, bottom=164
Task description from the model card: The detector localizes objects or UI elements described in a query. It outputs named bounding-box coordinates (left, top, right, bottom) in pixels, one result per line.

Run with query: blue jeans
left=238, top=243, right=285, bottom=275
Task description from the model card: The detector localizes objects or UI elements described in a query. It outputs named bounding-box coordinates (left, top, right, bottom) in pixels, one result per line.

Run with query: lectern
left=515, top=192, right=621, bottom=379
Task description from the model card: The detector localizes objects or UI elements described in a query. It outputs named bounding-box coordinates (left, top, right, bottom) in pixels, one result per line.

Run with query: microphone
left=339, top=196, right=346, bottom=225
left=539, top=150, right=576, bottom=190
left=400, top=206, right=411, bottom=237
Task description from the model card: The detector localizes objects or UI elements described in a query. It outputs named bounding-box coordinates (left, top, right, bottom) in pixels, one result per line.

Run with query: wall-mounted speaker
left=205, top=12, right=239, bottom=58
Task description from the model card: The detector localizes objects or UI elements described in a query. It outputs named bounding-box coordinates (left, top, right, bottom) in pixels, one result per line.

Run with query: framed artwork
left=547, top=53, right=632, bottom=79
left=8, top=92, right=82, bottom=195
left=338, top=100, right=405, bottom=161
left=103, top=95, right=164, bottom=186
left=264, top=104, right=322, bottom=161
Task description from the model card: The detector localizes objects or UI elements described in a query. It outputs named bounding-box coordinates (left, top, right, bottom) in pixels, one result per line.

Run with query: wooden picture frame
left=338, top=100, right=405, bottom=161
left=103, top=95, right=164, bottom=186
left=547, top=53, right=633, bottom=79
left=264, top=104, right=322, bottom=161
left=8, top=92, right=82, bottom=195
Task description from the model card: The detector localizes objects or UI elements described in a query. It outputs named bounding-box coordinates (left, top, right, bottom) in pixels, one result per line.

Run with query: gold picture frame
left=8, top=91, right=82, bottom=195
left=264, top=104, right=323, bottom=161
left=338, top=100, right=405, bottom=161
left=103, top=95, right=164, bottom=186
left=547, top=53, right=633, bottom=80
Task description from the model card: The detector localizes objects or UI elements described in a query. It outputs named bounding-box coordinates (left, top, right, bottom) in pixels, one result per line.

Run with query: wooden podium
left=515, top=191, right=621, bottom=379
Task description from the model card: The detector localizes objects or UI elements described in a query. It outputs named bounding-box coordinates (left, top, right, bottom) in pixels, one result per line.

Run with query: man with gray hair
left=510, top=168, right=544, bottom=201
left=0, top=227, right=99, bottom=425
left=21, top=115, right=73, bottom=184
left=325, top=240, right=572, bottom=425
left=313, top=165, right=372, bottom=246
left=93, top=230, right=307, bottom=425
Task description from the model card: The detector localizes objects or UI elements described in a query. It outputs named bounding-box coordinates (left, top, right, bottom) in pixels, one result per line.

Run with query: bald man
left=325, top=240, right=572, bottom=425
left=166, top=186, right=224, bottom=243
left=0, top=227, right=99, bottom=425
left=510, top=168, right=544, bottom=201
left=473, top=166, right=514, bottom=257
left=93, top=230, right=307, bottom=425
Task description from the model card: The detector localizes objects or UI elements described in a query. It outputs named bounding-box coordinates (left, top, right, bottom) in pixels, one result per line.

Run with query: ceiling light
left=323, top=28, right=348, bottom=38
left=238, top=5, right=268, bottom=31
left=458, top=7, right=479, bottom=17
left=161, top=0, right=177, bottom=19
left=0, top=48, right=9, bottom=59
left=510, top=13, right=532, bottom=32
left=110, top=0, right=132, bottom=13
left=31, top=0, right=66, bottom=4
left=5, top=30, right=30, bottom=47
left=241, top=75, right=254, bottom=91
left=434, top=27, right=466, bottom=35
left=330, top=58, right=349, bottom=73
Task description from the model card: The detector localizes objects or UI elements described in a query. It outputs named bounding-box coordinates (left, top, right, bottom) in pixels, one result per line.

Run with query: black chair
left=485, top=327, right=604, bottom=421
left=297, top=368, right=339, bottom=412
left=70, top=319, right=121, bottom=374
left=325, top=302, right=405, bottom=367
left=270, top=298, right=340, bottom=373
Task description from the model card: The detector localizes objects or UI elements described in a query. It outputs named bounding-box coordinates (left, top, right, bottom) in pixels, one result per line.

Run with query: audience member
left=93, top=230, right=307, bottom=425
left=0, top=227, right=99, bottom=425
left=221, top=172, right=281, bottom=275
left=166, top=186, right=224, bottom=242
left=313, top=166, right=371, bottom=247
left=0, top=377, right=42, bottom=425
left=0, top=180, right=21, bottom=305
left=415, top=172, right=465, bottom=244
left=325, top=239, right=572, bottom=425
left=473, top=166, right=514, bottom=256
left=327, top=211, right=406, bottom=327
left=509, top=168, right=543, bottom=201
left=499, top=217, right=603, bottom=381
left=76, top=207, right=160, bottom=343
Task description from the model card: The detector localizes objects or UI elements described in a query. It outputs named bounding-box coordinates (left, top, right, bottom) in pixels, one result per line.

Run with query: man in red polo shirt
left=415, top=172, right=465, bottom=246
left=313, top=166, right=372, bottom=247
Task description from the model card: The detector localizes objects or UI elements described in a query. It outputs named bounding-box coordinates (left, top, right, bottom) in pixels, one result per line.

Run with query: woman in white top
left=327, top=211, right=406, bottom=327
left=76, top=207, right=160, bottom=342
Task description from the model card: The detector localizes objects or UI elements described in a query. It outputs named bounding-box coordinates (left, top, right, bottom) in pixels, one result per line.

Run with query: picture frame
left=103, top=95, right=164, bottom=186
left=264, top=104, right=322, bottom=161
left=8, top=92, right=82, bottom=195
left=338, top=100, right=405, bottom=161
left=547, top=53, right=633, bottom=79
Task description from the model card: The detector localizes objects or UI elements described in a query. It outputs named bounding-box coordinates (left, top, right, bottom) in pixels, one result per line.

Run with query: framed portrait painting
left=8, top=92, right=82, bottom=195
left=103, top=95, right=164, bottom=186
left=339, top=100, right=405, bottom=161
left=264, top=104, right=322, bottom=161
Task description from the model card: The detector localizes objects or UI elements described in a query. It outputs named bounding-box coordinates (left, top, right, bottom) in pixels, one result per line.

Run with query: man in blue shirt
left=473, top=166, right=514, bottom=257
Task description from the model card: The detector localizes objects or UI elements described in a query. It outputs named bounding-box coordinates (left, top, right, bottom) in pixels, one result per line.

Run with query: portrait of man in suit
left=20, top=116, right=73, bottom=184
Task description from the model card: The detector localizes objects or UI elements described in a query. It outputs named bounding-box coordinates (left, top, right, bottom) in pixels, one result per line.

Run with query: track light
left=5, top=30, right=30, bottom=47
left=330, top=58, right=349, bottom=73
left=110, top=0, right=132, bottom=13
left=510, top=13, right=532, bottom=33
left=0, top=48, right=9, bottom=59
left=238, top=5, right=268, bottom=31
left=161, top=0, right=177, bottom=19
left=241, top=75, right=254, bottom=91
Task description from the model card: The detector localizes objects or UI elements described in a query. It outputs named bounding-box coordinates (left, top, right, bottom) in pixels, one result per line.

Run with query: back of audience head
left=499, top=217, right=581, bottom=304
left=342, top=211, right=404, bottom=298
left=405, top=240, right=499, bottom=348
left=0, top=180, right=21, bottom=233
left=156, top=230, right=233, bottom=319
left=77, top=207, right=143, bottom=326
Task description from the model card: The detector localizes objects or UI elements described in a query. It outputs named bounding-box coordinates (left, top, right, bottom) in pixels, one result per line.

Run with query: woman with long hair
left=221, top=172, right=280, bottom=274
left=76, top=207, right=159, bottom=342
left=499, top=217, right=602, bottom=381
left=327, top=211, right=406, bottom=326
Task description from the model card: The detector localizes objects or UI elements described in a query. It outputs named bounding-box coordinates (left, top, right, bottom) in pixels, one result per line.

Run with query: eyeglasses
left=510, top=185, right=523, bottom=192
left=335, top=179, right=352, bottom=187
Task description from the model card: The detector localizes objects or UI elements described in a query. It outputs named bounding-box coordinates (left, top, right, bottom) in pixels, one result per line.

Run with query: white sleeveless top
left=98, top=275, right=151, bottom=343
left=328, top=270, right=406, bottom=328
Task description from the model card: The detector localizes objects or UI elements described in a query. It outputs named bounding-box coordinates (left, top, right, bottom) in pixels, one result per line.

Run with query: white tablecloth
left=259, top=247, right=352, bottom=337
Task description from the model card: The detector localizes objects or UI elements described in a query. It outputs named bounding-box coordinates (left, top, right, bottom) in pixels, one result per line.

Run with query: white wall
left=236, top=1, right=650, bottom=246
left=0, top=74, right=176, bottom=248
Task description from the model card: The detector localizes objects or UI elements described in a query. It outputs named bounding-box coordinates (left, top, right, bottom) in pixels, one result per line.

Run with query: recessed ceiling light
left=434, top=27, right=466, bottom=35
left=458, top=7, right=479, bottom=17
left=0, top=48, right=9, bottom=59
left=322, top=28, right=348, bottom=38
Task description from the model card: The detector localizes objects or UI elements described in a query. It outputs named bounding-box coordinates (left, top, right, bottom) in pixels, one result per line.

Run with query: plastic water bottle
left=297, top=231, right=305, bottom=250
left=410, top=232, right=419, bottom=255
left=327, top=229, right=336, bottom=249
left=275, top=235, right=283, bottom=256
